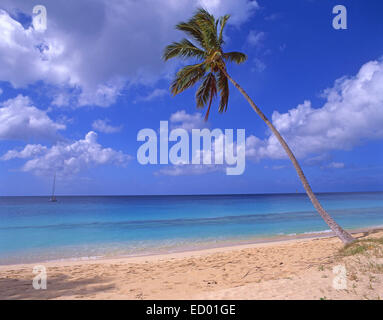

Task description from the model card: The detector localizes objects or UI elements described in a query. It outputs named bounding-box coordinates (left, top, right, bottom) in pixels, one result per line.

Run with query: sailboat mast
left=51, top=172, right=56, bottom=199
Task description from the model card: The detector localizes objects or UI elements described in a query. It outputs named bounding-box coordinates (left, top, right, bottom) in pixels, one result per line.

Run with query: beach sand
left=1, top=229, right=383, bottom=300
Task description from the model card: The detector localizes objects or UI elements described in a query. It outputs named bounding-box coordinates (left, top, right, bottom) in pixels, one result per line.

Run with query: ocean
left=0, top=192, right=382, bottom=265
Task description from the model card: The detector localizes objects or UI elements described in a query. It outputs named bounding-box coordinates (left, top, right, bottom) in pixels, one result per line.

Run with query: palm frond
left=196, top=73, right=217, bottom=107
left=217, top=69, right=229, bottom=112
left=164, top=8, right=244, bottom=118
left=171, top=63, right=206, bottom=95
left=218, top=15, right=230, bottom=45
left=192, top=8, right=219, bottom=50
left=163, top=39, right=205, bottom=61
left=176, top=21, right=206, bottom=50
left=196, top=73, right=217, bottom=121
left=223, top=51, right=247, bottom=64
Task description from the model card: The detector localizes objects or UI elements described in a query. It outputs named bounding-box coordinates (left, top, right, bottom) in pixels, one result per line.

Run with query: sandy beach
left=1, top=228, right=383, bottom=300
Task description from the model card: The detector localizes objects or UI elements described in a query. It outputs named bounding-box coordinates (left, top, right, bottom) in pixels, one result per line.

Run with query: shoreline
left=2, top=225, right=382, bottom=269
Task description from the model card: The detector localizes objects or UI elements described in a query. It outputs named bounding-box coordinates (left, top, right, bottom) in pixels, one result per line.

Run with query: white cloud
left=1, top=144, right=47, bottom=160
left=252, top=58, right=266, bottom=72
left=0, top=1, right=259, bottom=107
left=92, top=119, right=122, bottom=134
left=247, top=57, right=382, bottom=166
left=303, top=154, right=330, bottom=166
left=197, top=0, right=259, bottom=26
left=51, top=93, right=70, bottom=107
left=136, top=88, right=168, bottom=102
left=0, top=95, right=65, bottom=141
left=77, top=81, right=124, bottom=108
left=246, top=59, right=383, bottom=161
left=325, top=162, right=345, bottom=169
left=0, top=10, right=71, bottom=88
left=170, top=110, right=207, bottom=131
left=2, top=131, right=131, bottom=176
left=143, top=89, right=167, bottom=101
left=247, top=30, right=265, bottom=46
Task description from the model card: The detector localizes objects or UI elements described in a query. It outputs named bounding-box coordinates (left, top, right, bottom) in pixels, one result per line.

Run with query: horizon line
left=1, top=190, right=382, bottom=198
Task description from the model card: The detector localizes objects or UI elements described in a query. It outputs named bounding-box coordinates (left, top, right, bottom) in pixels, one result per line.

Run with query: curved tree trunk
left=220, top=67, right=354, bottom=244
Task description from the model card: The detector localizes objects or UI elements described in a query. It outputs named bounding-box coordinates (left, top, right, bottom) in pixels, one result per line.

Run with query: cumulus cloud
left=0, top=95, right=65, bottom=141
left=92, top=119, right=122, bottom=134
left=1, top=131, right=131, bottom=176
left=1, top=144, right=47, bottom=160
left=0, top=10, right=71, bottom=88
left=169, top=110, right=207, bottom=131
left=246, top=59, right=383, bottom=161
left=0, top=1, right=259, bottom=107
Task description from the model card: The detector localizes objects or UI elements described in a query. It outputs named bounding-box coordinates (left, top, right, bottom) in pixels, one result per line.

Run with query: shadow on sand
left=0, top=273, right=115, bottom=300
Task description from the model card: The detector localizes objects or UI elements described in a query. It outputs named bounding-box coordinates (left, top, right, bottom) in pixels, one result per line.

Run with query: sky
left=0, top=0, right=382, bottom=196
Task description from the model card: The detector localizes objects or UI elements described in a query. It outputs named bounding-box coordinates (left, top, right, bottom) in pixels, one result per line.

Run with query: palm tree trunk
left=220, top=67, right=354, bottom=244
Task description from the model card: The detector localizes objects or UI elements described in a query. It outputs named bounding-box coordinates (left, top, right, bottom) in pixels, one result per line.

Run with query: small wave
left=302, top=229, right=332, bottom=235
left=278, top=229, right=331, bottom=236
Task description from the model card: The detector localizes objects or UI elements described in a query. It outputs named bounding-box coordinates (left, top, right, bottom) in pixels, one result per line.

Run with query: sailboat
left=49, top=173, right=58, bottom=202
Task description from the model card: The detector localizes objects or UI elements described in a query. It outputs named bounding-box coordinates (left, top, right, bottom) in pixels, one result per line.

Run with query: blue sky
left=0, top=0, right=382, bottom=196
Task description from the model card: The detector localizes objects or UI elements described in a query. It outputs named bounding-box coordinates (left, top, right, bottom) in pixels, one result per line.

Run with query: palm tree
left=163, top=8, right=354, bottom=244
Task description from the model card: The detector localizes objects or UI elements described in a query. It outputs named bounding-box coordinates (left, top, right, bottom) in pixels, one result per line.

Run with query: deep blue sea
left=0, top=192, right=382, bottom=264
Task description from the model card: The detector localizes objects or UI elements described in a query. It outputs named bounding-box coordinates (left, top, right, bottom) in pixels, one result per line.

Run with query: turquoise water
left=0, top=192, right=382, bottom=264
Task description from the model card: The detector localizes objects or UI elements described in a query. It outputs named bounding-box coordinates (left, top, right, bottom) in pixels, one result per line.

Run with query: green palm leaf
left=196, top=73, right=217, bottom=120
left=192, top=8, right=218, bottom=50
left=171, top=63, right=206, bottom=95
left=163, top=39, right=205, bottom=61
left=176, top=21, right=206, bottom=50
left=217, top=70, right=229, bottom=112
left=218, top=15, right=230, bottom=45
left=163, top=7, right=246, bottom=120
left=224, top=52, right=247, bottom=64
